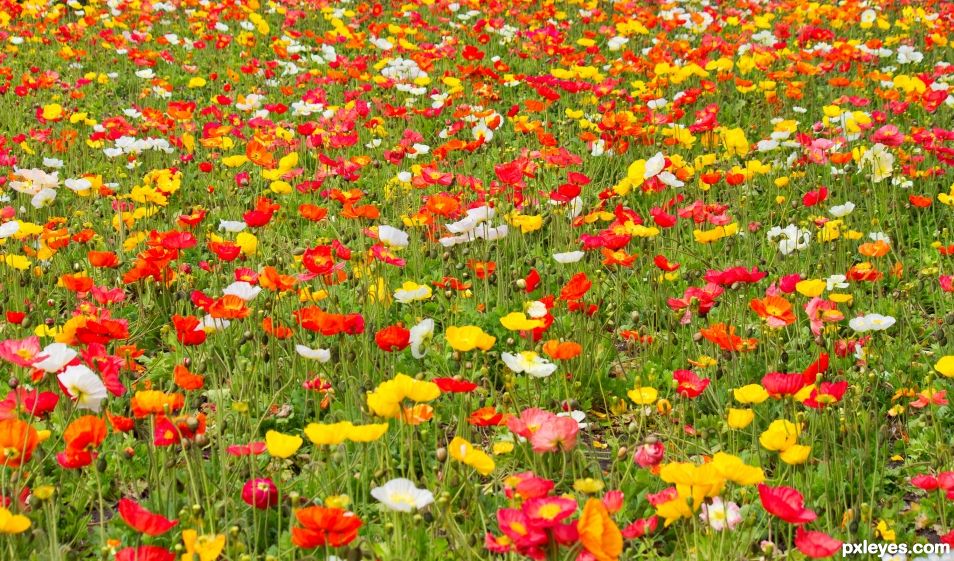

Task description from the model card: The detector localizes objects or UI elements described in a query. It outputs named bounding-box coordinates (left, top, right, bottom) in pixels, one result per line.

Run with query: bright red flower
left=118, top=498, right=179, bottom=536
left=761, top=372, right=807, bottom=397
left=912, top=474, right=939, bottom=491
left=374, top=325, right=410, bottom=352
left=433, top=378, right=478, bottom=393
left=621, top=516, right=658, bottom=539
left=758, top=484, right=817, bottom=524
left=171, top=315, right=207, bottom=346
left=673, top=370, right=709, bottom=398
left=115, top=546, right=175, bottom=561
left=794, top=527, right=842, bottom=558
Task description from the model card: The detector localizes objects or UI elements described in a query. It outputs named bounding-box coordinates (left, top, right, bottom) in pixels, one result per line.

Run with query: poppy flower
left=621, top=516, right=658, bottom=539
left=118, top=498, right=179, bottom=536
left=794, top=527, right=843, bottom=558
left=757, top=484, right=817, bottom=524
left=433, top=378, right=477, bottom=393
left=265, top=430, right=302, bottom=458
left=115, top=546, right=175, bottom=561
left=181, top=530, right=226, bottom=561
left=374, top=325, right=411, bottom=352
left=291, top=506, right=362, bottom=548
left=673, top=370, right=709, bottom=398
left=242, top=478, right=279, bottom=510
left=578, top=499, right=623, bottom=561
left=87, top=251, right=119, bottom=268
left=172, top=315, right=207, bottom=346
left=559, top=272, right=592, bottom=301
left=468, top=406, right=506, bottom=426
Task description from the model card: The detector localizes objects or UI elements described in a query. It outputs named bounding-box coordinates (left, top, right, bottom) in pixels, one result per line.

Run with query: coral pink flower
left=529, top=415, right=579, bottom=453
left=0, top=336, right=42, bottom=368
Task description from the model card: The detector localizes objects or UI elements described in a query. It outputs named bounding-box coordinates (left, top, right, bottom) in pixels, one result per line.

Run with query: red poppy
left=0, top=389, right=59, bottom=419
left=758, top=484, right=817, bottom=524
left=673, top=370, right=709, bottom=398
left=374, top=325, right=410, bottom=352
left=803, top=381, right=848, bottom=409
left=291, top=506, right=363, bottom=548
left=794, top=527, right=842, bottom=558
left=911, top=474, right=939, bottom=491
left=5, top=311, right=25, bottom=325
left=801, top=353, right=829, bottom=385
left=115, top=546, right=175, bottom=561
left=302, top=245, right=336, bottom=275
left=208, top=241, right=242, bottom=262
left=621, top=516, right=658, bottom=539
left=118, top=498, right=179, bottom=536
left=433, top=378, right=478, bottom=393
left=172, top=315, right=207, bottom=346
left=524, top=269, right=540, bottom=292
left=227, top=441, right=267, bottom=456
left=106, top=411, right=135, bottom=433
left=801, top=186, right=829, bottom=207
left=704, top=266, right=766, bottom=286
left=761, top=372, right=807, bottom=397
left=653, top=255, right=680, bottom=272
left=156, top=231, right=196, bottom=250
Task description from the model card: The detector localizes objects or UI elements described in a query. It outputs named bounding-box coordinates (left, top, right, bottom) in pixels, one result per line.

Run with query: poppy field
left=2, top=0, right=954, bottom=559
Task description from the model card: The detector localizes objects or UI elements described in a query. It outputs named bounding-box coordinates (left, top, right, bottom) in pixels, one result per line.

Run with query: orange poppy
left=59, top=273, right=95, bottom=293
left=749, top=296, right=797, bottom=327
left=577, top=499, right=622, bottom=561
left=208, top=295, right=250, bottom=320
left=542, top=340, right=583, bottom=360
left=130, top=390, right=185, bottom=418
left=0, top=418, right=39, bottom=467
left=173, top=364, right=205, bottom=391
left=858, top=240, right=890, bottom=258
left=260, top=266, right=296, bottom=291
left=88, top=251, right=120, bottom=268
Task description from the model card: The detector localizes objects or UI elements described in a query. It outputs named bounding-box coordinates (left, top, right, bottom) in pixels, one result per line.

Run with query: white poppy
left=218, top=220, right=247, bottom=233
left=295, top=344, right=331, bottom=362
left=371, top=478, right=434, bottom=512
left=501, top=351, right=557, bottom=378
left=849, top=313, right=896, bottom=332
left=378, top=225, right=409, bottom=248
left=222, top=281, right=261, bottom=301
left=829, top=201, right=855, bottom=218
left=57, top=364, right=108, bottom=412
left=0, top=221, right=19, bottom=239
left=552, top=251, right=585, bottom=264
left=33, top=343, right=78, bottom=373
left=409, top=319, right=435, bottom=359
